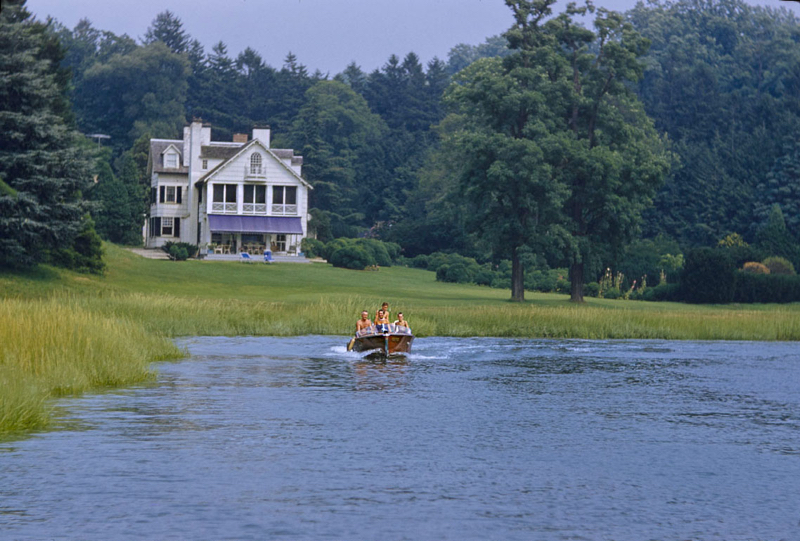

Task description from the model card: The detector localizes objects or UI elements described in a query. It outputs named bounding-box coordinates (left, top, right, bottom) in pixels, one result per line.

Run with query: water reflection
left=352, top=356, right=409, bottom=392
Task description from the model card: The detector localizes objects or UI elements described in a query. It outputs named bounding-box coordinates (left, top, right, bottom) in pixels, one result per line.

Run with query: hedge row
left=680, top=248, right=800, bottom=303
left=405, top=252, right=571, bottom=293
left=301, top=237, right=401, bottom=270
left=733, top=272, right=800, bottom=303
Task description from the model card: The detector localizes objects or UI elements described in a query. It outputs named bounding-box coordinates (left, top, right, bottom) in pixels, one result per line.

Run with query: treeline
left=3, top=0, right=800, bottom=305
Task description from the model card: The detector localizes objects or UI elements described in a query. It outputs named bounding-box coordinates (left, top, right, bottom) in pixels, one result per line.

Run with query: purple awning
left=208, top=214, right=303, bottom=234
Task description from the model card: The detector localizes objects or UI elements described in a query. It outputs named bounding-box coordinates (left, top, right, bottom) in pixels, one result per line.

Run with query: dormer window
left=250, top=153, right=262, bottom=175
left=165, top=152, right=178, bottom=168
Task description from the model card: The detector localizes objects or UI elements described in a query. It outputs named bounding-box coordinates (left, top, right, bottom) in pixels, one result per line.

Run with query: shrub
left=742, top=261, right=770, bottom=274
left=168, top=245, right=189, bottom=261
left=329, top=245, right=374, bottom=270
left=162, top=241, right=198, bottom=259
left=355, top=238, right=392, bottom=267
left=444, top=263, right=475, bottom=283
left=680, top=248, right=735, bottom=304
left=734, top=272, right=800, bottom=303
left=762, top=256, right=796, bottom=275
left=474, top=267, right=496, bottom=286
left=584, top=282, right=600, bottom=297
left=435, top=264, right=449, bottom=282
left=331, top=245, right=373, bottom=270
left=323, top=238, right=351, bottom=261
left=49, top=215, right=106, bottom=274
left=603, top=288, right=622, bottom=300
left=641, top=283, right=681, bottom=302
left=300, top=238, right=326, bottom=259
left=383, top=241, right=402, bottom=262
left=555, top=278, right=571, bottom=294
left=408, top=254, right=429, bottom=269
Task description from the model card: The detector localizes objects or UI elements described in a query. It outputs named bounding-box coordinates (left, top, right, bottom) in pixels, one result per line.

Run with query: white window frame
left=161, top=217, right=174, bottom=236
left=271, top=185, right=298, bottom=215
left=250, top=153, right=263, bottom=175
left=243, top=184, right=267, bottom=214
left=166, top=186, right=176, bottom=203
left=165, top=152, right=178, bottom=168
left=212, top=183, right=237, bottom=213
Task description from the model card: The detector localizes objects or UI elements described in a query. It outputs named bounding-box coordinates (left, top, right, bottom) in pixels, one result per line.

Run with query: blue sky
left=25, top=0, right=800, bottom=75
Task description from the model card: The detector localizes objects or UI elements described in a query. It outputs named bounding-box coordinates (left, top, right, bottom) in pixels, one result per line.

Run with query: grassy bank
left=2, top=243, right=800, bottom=434
left=0, top=297, right=181, bottom=434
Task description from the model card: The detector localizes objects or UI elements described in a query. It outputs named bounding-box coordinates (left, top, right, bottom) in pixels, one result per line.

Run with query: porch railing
left=212, top=202, right=237, bottom=213
left=243, top=203, right=268, bottom=214
left=271, top=204, right=297, bottom=215
left=244, top=166, right=267, bottom=179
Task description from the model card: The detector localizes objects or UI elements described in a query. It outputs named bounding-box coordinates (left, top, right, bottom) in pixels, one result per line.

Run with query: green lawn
left=2, top=243, right=799, bottom=435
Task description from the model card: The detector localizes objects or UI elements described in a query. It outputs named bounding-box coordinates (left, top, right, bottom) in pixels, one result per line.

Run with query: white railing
left=242, top=203, right=267, bottom=214
left=271, top=204, right=297, bottom=215
left=212, top=202, right=237, bottom=213
left=244, top=166, right=267, bottom=179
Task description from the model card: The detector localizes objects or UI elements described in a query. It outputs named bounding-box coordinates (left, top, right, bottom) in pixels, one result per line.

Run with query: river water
left=1, top=337, right=799, bottom=540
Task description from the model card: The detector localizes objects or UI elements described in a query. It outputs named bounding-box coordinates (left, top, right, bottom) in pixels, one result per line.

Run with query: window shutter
left=177, top=187, right=182, bottom=204
left=174, top=218, right=181, bottom=238
left=159, top=186, right=165, bottom=203
left=150, top=188, right=156, bottom=204
left=155, top=217, right=161, bottom=236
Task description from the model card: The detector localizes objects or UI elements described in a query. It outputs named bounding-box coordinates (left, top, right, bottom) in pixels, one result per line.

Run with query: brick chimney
left=233, top=133, right=248, bottom=143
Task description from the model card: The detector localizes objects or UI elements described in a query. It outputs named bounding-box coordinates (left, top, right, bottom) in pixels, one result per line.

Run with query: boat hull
left=350, top=332, right=414, bottom=356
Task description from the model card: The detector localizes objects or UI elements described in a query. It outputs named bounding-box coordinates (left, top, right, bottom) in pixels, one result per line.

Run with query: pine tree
left=143, top=10, right=189, bottom=54
left=0, top=0, right=95, bottom=268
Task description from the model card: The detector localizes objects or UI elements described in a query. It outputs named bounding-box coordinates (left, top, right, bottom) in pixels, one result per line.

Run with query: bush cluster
left=323, top=238, right=401, bottom=270
left=404, top=252, right=571, bottom=294
left=676, top=248, right=800, bottom=304
left=300, top=238, right=326, bottom=259
left=681, top=248, right=735, bottom=304
left=762, top=256, right=796, bottom=275
left=162, top=241, right=198, bottom=261
left=733, top=272, right=800, bottom=303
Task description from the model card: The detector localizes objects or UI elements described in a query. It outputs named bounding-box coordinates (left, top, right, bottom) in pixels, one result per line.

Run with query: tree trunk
left=570, top=261, right=584, bottom=303
left=511, top=245, right=525, bottom=302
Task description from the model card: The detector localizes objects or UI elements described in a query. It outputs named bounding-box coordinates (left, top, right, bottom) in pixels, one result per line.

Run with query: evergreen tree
left=143, top=10, right=190, bottom=54
left=755, top=144, right=800, bottom=238
left=0, top=0, right=95, bottom=268
left=756, top=204, right=800, bottom=265
left=289, top=80, right=387, bottom=235
left=88, top=151, right=137, bottom=244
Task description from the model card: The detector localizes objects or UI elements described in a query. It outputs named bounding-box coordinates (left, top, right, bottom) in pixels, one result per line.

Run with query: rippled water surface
left=2, top=337, right=800, bottom=540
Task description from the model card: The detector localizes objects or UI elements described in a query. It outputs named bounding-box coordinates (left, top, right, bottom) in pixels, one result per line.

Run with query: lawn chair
left=240, top=252, right=253, bottom=263
left=263, top=250, right=274, bottom=264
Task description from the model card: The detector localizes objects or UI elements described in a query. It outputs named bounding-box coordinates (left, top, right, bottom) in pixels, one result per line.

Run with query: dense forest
left=2, top=0, right=800, bottom=297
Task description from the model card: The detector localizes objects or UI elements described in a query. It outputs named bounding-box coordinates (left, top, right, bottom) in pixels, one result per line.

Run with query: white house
left=144, top=120, right=312, bottom=256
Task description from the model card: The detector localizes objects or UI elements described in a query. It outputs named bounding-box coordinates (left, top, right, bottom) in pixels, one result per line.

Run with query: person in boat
left=375, top=302, right=390, bottom=324
left=375, top=309, right=390, bottom=334
left=393, top=312, right=410, bottom=333
left=356, top=310, right=373, bottom=336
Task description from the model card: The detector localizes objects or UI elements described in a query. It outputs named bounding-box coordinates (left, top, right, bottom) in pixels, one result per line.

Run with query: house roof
left=196, top=139, right=312, bottom=189
left=150, top=139, right=188, bottom=174
left=199, top=145, right=241, bottom=160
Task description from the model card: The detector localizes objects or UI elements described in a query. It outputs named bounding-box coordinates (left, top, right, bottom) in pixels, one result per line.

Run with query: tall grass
left=63, top=290, right=800, bottom=341
left=0, top=298, right=181, bottom=435
left=3, top=243, right=800, bottom=435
